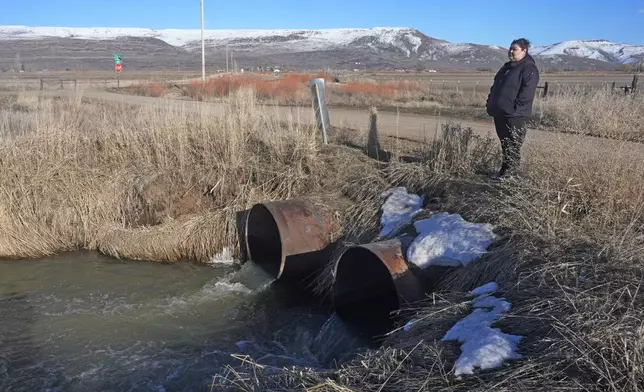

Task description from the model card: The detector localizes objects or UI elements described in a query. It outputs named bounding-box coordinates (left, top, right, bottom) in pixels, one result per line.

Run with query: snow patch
left=439, top=42, right=476, bottom=55
left=406, top=34, right=423, bottom=53
left=403, top=318, right=418, bottom=332
left=441, top=282, right=522, bottom=377
left=406, top=212, right=499, bottom=269
left=379, top=187, right=424, bottom=237
left=471, top=282, right=498, bottom=297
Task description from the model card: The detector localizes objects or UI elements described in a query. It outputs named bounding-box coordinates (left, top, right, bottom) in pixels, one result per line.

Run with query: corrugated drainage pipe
left=332, top=239, right=425, bottom=338
left=245, top=199, right=339, bottom=281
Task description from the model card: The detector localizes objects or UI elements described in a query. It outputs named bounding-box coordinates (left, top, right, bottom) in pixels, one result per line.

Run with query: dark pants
left=494, top=116, right=528, bottom=175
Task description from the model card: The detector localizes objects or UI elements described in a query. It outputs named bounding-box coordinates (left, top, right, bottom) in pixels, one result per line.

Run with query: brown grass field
left=1, top=71, right=644, bottom=390
left=97, top=70, right=644, bottom=142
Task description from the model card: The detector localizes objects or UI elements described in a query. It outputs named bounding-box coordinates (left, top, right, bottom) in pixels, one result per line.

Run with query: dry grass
left=214, top=112, right=644, bottom=391
left=0, top=88, right=384, bottom=261
left=186, top=73, right=332, bottom=103
left=3, top=86, right=644, bottom=391
left=180, top=74, right=489, bottom=113
left=129, top=82, right=170, bottom=97
left=119, top=72, right=644, bottom=142
left=533, top=86, right=644, bottom=141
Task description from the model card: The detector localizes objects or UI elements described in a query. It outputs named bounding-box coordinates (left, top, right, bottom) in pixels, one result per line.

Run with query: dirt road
left=12, top=87, right=495, bottom=138
left=6, top=88, right=643, bottom=160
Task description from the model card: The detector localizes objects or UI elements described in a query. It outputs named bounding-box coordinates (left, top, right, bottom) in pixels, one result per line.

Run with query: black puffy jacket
left=486, top=54, right=540, bottom=118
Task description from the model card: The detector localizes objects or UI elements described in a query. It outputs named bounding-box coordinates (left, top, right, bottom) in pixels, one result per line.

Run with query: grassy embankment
left=1, top=86, right=643, bottom=391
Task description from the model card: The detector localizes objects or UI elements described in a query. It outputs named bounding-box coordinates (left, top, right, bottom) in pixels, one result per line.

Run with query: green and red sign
left=112, top=52, right=123, bottom=73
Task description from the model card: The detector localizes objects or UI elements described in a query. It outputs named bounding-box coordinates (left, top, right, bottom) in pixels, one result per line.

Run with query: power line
left=200, top=0, right=205, bottom=85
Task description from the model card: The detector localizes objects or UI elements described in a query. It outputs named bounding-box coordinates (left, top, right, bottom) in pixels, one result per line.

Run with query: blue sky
left=2, top=0, right=643, bottom=46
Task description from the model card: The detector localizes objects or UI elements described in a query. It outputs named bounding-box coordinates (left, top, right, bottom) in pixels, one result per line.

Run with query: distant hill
left=532, top=39, right=644, bottom=65
left=0, top=26, right=640, bottom=72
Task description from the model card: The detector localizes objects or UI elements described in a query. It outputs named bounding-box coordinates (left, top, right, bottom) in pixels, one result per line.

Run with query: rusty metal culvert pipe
left=332, top=239, right=425, bottom=338
left=244, top=199, right=340, bottom=282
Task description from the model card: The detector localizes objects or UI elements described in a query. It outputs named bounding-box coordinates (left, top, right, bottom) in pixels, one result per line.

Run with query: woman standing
left=486, top=38, right=540, bottom=180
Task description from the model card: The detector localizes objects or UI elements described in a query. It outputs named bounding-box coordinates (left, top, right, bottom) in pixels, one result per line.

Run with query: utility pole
left=200, top=0, right=205, bottom=85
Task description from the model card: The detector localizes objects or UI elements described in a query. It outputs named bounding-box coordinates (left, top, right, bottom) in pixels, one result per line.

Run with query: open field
left=0, top=70, right=637, bottom=91
left=50, top=70, right=640, bottom=142
left=0, top=70, right=203, bottom=90
left=6, top=85, right=644, bottom=146
left=345, top=70, right=638, bottom=90
left=1, top=81, right=644, bottom=390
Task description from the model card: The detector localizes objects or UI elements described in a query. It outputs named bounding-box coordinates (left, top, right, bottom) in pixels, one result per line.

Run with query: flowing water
left=0, top=251, right=369, bottom=392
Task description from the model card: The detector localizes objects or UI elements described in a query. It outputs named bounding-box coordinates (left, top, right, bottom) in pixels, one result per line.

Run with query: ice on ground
left=471, top=282, right=498, bottom=297
left=441, top=282, right=522, bottom=377
left=207, top=247, right=237, bottom=265
left=379, top=187, right=424, bottom=237
left=403, top=318, right=418, bottom=332
left=406, top=212, right=499, bottom=269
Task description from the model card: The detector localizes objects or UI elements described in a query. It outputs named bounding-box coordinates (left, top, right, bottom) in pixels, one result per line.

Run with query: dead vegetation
left=121, top=72, right=644, bottom=142
left=2, top=86, right=644, bottom=391
left=0, top=88, right=384, bottom=261
left=208, top=102, right=644, bottom=391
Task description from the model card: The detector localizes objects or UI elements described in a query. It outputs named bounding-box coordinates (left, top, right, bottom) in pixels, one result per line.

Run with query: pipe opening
left=246, top=204, right=282, bottom=279
left=333, top=247, right=399, bottom=338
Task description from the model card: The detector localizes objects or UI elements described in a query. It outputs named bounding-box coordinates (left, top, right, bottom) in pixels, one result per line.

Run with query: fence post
left=542, top=81, right=549, bottom=98
left=632, top=75, right=639, bottom=93
left=611, top=81, right=616, bottom=93
left=310, top=78, right=330, bottom=144
left=40, top=78, right=43, bottom=90
left=59, top=79, right=63, bottom=90
left=74, top=79, right=77, bottom=90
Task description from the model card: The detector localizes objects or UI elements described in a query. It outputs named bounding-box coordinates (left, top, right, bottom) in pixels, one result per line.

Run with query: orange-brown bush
left=186, top=74, right=314, bottom=103
left=130, top=82, right=170, bottom=97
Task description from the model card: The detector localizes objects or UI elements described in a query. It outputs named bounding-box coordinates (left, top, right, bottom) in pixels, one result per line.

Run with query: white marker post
left=310, top=78, right=330, bottom=144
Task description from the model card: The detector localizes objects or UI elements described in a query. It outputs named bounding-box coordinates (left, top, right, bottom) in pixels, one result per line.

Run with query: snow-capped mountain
left=0, top=25, right=639, bottom=71
left=0, top=25, right=511, bottom=70
left=0, top=25, right=439, bottom=55
left=532, top=40, right=644, bottom=64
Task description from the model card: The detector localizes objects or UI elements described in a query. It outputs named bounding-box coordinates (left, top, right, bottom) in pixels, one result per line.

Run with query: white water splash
left=207, top=247, right=237, bottom=265
left=197, top=273, right=253, bottom=297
